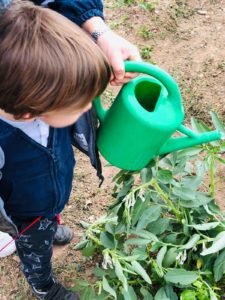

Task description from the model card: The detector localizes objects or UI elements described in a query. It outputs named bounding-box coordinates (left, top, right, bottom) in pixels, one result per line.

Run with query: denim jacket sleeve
left=0, top=0, right=12, bottom=15
left=0, top=147, right=18, bottom=236
left=33, top=0, right=104, bottom=26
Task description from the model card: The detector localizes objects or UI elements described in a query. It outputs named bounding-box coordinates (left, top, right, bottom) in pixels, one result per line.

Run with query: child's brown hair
left=0, top=0, right=111, bottom=118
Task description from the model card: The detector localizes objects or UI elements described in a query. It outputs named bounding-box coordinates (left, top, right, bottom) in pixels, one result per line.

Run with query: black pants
left=13, top=216, right=58, bottom=289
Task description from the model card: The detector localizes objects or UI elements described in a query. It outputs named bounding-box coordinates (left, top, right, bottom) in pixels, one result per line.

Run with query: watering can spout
left=159, top=125, right=223, bottom=156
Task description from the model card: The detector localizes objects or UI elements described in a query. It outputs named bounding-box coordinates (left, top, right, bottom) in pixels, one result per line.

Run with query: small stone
left=197, top=10, right=207, bottom=15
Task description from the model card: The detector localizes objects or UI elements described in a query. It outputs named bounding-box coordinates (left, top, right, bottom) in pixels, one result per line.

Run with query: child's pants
left=13, top=216, right=58, bottom=289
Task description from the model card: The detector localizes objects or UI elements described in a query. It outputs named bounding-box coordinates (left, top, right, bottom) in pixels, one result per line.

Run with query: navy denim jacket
left=0, top=0, right=104, bottom=220
left=33, top=0, right=104, bottom=26
left=1, top=0, right=104, bottom=24
left=0, top=119, right=75, bottom=218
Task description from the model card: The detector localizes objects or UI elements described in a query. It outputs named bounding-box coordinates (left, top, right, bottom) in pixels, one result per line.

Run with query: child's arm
left=0, top=197, right=18, bottom=237
left=0, top=147, right=18, bottom=237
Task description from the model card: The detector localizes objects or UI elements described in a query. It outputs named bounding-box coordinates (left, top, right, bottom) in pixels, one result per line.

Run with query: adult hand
left=97, top=30, right=141, bottom=85
left=82, top=17, right=141, bottom=86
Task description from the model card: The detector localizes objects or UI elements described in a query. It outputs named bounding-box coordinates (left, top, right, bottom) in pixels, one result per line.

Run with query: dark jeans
left=13, top=216, right=58, bottom=289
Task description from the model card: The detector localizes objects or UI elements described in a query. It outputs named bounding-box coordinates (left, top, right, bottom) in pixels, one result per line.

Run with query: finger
left=109, top=51, right=125, bottom=81
left=124, top=72, right=139, bottom=78
left=125, top=48, right=142, bottom=62
left=110, top=76, right=133, bottom=86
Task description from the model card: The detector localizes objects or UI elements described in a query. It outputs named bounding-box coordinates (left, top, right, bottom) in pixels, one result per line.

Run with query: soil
left=0, top=1, right=225, bottom=299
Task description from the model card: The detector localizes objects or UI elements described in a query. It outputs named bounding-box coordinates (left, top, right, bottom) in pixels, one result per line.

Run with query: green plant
left=140, top=46, right=153, bottom=60
left=139, top=0, right=157, bottom=12
left=73, top=113, right=225, bottom=300
left=217, top=61, right=225, bottom=71
left=138, top=25, right=154, bottom=39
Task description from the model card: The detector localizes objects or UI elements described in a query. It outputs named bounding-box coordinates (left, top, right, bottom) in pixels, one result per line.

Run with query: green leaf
left=132, top=247, right=148, bottom=260
left=164, top=269, right=198, bottom=285
left=164, top=285, right=178, bottom=300
left=123, top=286, right=137, bottom=300
left=94, top=291, right=110, bottom=300
left=131, top=198, right=149, bottom=227
left=147, top=218, right=170, bottom=235
left=80, top=220, right=91, bottom=228
left=140, top=287, right=153, bottom=300
left=130, top=229, right=158, bottom=241
left=114, top=259, right=128, bottom=291
left=201, top=231, right=225, bottom=256
left=125, top=238, right=152, bottom=246
left=154, top=287, right=170, bottom=300
left=172, top=186, right=196, bottom=200
left=93, top=267, right=106, bottom=277
left=102, top=276, right=117, bottom=299
left=157, top=169, right=173, bottom=184
left=163, top=247, right=178, bottom=268
left=82, top=245, right=96, bottom=257
left=72, top=279, right=90, bottom=289
left=163, top=234, right=177, bottom=244
left=74, top=239, right=88, bottom=250
left=80, top=286, right=96, bottom=300
left=140, top=167, right=152, bottom=183
left=213, top=249, right=225, bottom=282
left=180, top=290, right=197, bottom=300
left=181, top=176, right=202, bottom=190
left=179, top=192, right=212, bottom=208
left=131, top=260, right=152, bottom=284
left=191, top=117, right=209, bottom=133
left=190, top=222, right=220, bottom=231
left=136, top=205, right=161, bottom=230
left=210, top=111, right=225, bottom=133
left=121, top=255, right=141, bottom=262
left=180, top=234, right=200, bottom=250
left=156, top=246, right=167, bottom=273
left=100, top=232, right=115, bottom=249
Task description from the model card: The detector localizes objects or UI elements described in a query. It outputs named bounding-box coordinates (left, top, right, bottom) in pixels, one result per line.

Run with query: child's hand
left=97, top=30, right=141, bottom=86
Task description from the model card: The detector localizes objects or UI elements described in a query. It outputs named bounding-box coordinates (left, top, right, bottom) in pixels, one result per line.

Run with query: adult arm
left=82, top=16, right=141, bottom=85
left=33, top=0, right=141, bottom=84
left=33, top=0, right=104, bottom=26
left=0, top=0, right=12, bottom=15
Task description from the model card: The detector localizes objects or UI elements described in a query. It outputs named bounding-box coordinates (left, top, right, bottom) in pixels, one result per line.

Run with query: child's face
left=39, top=103, right=92, bottom=128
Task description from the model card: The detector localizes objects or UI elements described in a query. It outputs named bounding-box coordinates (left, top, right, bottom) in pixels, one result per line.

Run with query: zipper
left=47, top=128, right=60, bottom=215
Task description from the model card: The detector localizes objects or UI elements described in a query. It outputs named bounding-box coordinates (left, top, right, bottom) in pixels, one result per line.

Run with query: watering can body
left=94, top=61, right=222, bottom=170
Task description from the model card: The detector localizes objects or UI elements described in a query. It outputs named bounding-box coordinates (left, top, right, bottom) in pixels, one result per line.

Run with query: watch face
left=91, top=29, right=110, bottom=42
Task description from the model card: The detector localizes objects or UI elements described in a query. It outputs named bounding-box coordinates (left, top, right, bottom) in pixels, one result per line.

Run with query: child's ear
left=21, top=113, right=34, bottom=120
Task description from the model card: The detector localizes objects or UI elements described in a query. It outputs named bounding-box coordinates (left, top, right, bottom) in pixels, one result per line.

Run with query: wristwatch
left=91, top=28, right=111, bottom=42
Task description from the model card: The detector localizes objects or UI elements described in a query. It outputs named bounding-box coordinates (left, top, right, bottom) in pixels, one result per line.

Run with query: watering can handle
left=94, top=60, right=181, bottom=122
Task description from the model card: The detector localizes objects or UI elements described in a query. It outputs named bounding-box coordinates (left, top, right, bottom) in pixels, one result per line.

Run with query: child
left=0, top=1, right=111, bottom=299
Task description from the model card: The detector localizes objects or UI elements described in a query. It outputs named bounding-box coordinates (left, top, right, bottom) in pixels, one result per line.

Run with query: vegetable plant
left=72, top=113, right=225, bottom=300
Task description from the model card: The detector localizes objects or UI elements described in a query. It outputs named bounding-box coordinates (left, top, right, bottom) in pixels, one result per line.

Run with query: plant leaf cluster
left=73, top=113, right=225, bottom=300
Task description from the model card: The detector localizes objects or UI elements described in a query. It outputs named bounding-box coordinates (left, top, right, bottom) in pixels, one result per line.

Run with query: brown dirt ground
left=0, top=1, right=225, bottom=299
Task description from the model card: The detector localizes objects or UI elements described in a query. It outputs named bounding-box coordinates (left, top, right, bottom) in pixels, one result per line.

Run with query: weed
left=218, top=61, right=225, bottom=71
left=140, top=45, right=153, bottom=60
left=138, top=25, right=154, bottom=39
left=139, top=0, right=157, bottom=12
left=102, top=89, right=115, bottom=107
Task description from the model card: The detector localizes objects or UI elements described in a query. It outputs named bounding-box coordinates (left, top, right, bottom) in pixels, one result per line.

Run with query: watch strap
left=91, top=28, right=111, bottom=42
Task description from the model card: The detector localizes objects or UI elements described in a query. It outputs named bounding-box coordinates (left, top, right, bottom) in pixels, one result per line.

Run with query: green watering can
left=94, top=61, right=222, bottom=170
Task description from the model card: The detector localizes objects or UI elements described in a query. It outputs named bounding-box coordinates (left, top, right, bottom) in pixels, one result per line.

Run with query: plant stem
left=150, top=179, right=182, bottom=221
